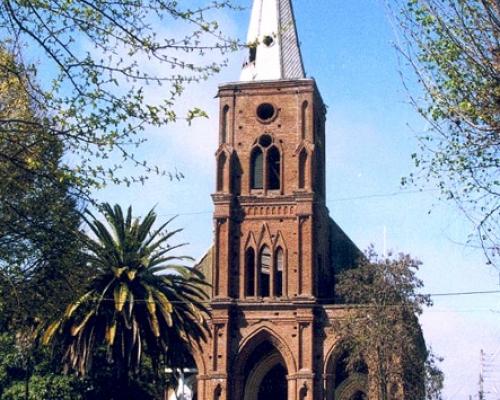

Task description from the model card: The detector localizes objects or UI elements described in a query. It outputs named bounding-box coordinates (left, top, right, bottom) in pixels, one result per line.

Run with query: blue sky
left=93, top=1, right=499, bottom=398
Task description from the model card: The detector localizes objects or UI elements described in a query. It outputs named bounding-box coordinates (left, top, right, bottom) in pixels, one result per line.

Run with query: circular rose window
left=256, top=103, right=276, bottom=122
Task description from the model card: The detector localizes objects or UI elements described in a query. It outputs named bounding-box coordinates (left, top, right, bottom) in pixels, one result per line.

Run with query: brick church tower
left=193, top=1, right=372, bottom=399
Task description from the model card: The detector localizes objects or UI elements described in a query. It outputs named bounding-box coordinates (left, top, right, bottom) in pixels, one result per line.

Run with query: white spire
left=240, top=0, right=305, bottom=81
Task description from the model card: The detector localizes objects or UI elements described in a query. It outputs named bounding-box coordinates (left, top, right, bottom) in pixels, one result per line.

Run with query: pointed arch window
left=259, top=245, right=271, bottom=297
left=298, top=149, right=307, bottom=189
left=245, top=248, right=255, bottom=297
left=274, top=247, right=284, bottom=297
left=216, top=152, right=227, bottom=192
left=267, top=146, right=280, bottom=190
left=221, top=105, right=229, bottom=143
left=251, top=147, right=264, bottom=189
left=301, top=101, right=308, bottom=140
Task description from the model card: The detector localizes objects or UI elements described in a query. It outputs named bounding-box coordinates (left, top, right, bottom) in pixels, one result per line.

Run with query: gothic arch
left=324, top=341, right=369, bottom=400
left=233, top=326, right=297, bottom=400
left=324, top=339, right=344, bottom=376
left=216, top=152, right=227, bottom=192
left=244, top=231, right=258, bottom=250
left=300, top=100, right=308, bottom=140
left=256, top=223, right=273, bottom=249
left=258, top=245, right=272, bottom=297
left=294, top=140, right=315, bottom=155
left=249, top=134, right=284, bottom=192
left=242, top=231, right=258, bottom=298
left=267, top=145, right=281, bottom=190
left=250, top=146, right=264, bottom=190
left=235, top=324, right=298, bottom=376
left=251, top=132, right=278, bottom=147
left=215, top=144, right=233, bottom=157
left=245, top=247, right=256, bottom=297
left=189, top=343, right=207, bottom=376
left=295, top=142, right=314, bottom=191
left=274, top=246, right=284, bottom=297
left=298, top=148, right=308, bottom=189
left=273, top=230, right=287, bottom=252
left=273, top=231, right=288, bottom=297
left=335, top=374, right=368, bottom=400
left=243, top=352, right=285, bottom=400
left=220, top=104, right=230, bottom=144
left=215, top=146, right=233, bottom=193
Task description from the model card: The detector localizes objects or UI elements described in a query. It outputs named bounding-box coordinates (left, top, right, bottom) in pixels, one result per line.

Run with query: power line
left=154, top=188, right=439, bottom=217
left=31, top=290, right=500, bottom=307
left=327, top=188, right=438, bottom=203
left=429, top=290, right=500, bottom=297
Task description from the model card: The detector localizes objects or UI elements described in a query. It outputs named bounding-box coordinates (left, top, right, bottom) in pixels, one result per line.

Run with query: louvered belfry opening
left=251, top=148, right=264, bottom=189
left=274, top=247, right=283, bottom=297
left=259, top=245, right=271, bottom=297
left=267, top=146, right=281, bottom=190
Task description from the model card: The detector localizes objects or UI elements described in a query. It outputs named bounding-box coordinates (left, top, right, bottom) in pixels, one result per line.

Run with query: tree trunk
left=376, top=346, right=388, bottom=400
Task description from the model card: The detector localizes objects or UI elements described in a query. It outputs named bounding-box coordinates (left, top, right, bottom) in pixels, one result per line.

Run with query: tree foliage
left=0, top=329, right=85, bottom=400
left=43, top=204, right=210, bottom=395
left=336, top=248, right=443, bottom=400
left=0, top=329, right=168, bottom=400
left=0, top=47, right=89, bottom=331
left=395, top=0, right=500, bottom=265
left=0, top=1, right=239, bottom=195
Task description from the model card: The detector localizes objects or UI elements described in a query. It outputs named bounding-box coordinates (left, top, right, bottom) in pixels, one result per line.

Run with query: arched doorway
left=258, top=363, right=287, bottom=400
left=325, top=347, right=369, bottom=400
left=243, top=341, right=288, bottom=400
left=349, top=391, right=367, bottom=400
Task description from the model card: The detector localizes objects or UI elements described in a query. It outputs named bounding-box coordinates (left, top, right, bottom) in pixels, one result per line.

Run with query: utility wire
left=36, top=289, right=500, bottom=306
left=153, top=188, right=439, bottom=217
left=429, top=290, right=500, bottom=297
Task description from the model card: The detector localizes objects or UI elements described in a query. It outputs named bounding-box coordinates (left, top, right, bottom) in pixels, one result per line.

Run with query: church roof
left=240, top=0, right=305, bottom=82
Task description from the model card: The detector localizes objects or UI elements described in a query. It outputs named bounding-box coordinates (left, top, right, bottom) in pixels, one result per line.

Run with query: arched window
left=274, top=247, right=284, bottom=297
left=259, top=245, right=271, bottom=297
left=267, top=146, right=280, bottom=190
left=216, top=152, right=227, bottom=192
left=298, top=149, right=307, bottom=189
left=245, top=248, right=255, bottom=297
left=221, top=105, right=229, bottom=143
left=301, top=101, right=308, bottom=140
left=251, top=147, right=264, bottom=189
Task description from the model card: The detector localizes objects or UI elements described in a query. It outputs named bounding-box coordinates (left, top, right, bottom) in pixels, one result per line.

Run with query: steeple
left=240, top=0, right=305, bottom=81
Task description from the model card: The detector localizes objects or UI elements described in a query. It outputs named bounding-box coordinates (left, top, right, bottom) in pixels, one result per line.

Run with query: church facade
left=192, top=1, right=390, bottom=399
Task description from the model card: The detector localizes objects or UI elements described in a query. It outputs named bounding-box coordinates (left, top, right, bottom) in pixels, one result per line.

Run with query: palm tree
left=42, top=203, right=209, bottom=393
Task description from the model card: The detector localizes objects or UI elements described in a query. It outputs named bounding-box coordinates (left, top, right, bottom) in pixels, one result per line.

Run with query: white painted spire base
left=240, top=0, right=305, bottom=82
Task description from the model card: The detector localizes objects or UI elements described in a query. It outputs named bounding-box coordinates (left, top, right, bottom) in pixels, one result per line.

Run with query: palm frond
left=42, top=203, right=210, bottom=376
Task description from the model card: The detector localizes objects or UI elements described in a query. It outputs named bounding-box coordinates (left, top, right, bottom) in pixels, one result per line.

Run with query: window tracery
left=250, top=135, right=282, bottom=192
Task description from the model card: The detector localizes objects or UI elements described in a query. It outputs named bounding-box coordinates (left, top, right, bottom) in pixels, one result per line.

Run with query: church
left=187, top=1, right=398, bottom=399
